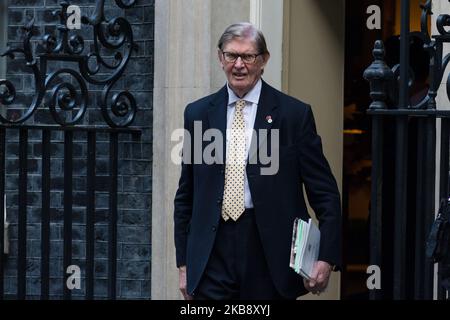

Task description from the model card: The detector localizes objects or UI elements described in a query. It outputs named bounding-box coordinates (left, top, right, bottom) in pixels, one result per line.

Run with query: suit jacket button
left=217, top=198, right=222, bottom=204
left=212, top=226, right=217, bottom=232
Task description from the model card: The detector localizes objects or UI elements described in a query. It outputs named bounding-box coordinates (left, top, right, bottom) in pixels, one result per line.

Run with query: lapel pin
left=266, top=115, right=273, bottom=124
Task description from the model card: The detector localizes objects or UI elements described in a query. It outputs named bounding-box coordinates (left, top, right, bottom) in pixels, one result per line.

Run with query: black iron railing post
left=108, top=132, right=118, bottom=299
left=63, top=131, right=73, bottom=300
left=414, top=119, right=425, bottom=299
left=364, top=40, right=393, bottom=300
left=86, top=131, right=96, bottom=300
left=392, top=0, right=410, bottom=300
left=18, top=129, right=28, bottom=299
left=370, top=115, right=383, bottom=300
left=0, top=127, right=5, bottom=300
left=423, top=116, right=436, bottom=299
left=41, top=130, right=51, bottom=299
left=437, top=119, right=449, bottom=299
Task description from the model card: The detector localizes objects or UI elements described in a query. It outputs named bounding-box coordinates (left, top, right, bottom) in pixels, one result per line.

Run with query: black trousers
left=194, top=209, right=284, bottom=300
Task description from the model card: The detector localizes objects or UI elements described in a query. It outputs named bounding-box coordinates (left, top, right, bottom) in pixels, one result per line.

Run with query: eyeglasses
left=222, top=51, right=262, bottom=64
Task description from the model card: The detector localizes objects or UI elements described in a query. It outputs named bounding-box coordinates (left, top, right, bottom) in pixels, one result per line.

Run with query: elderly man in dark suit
left=174, top=22, right=341, bottom=300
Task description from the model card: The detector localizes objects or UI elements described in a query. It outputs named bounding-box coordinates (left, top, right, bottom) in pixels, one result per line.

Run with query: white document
left=289, top=218, right=320, bottom=280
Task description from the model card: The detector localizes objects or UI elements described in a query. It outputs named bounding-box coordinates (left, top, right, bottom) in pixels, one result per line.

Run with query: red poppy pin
left=266, top=115, right=273, bottom=124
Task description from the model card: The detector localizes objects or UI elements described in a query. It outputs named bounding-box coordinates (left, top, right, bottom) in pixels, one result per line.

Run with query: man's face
left=218, top=37, right=269, bottom=98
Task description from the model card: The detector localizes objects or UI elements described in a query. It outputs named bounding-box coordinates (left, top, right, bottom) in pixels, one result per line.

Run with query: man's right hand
left=179, top=266, right=193, bottom=300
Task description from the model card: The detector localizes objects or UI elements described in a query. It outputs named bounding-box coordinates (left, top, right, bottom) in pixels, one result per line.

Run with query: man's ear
left=218, top=49, right=224, bottom=68
left=261, top=52, right=270, bottom=67
left=260, top=52, right=270, bottom=73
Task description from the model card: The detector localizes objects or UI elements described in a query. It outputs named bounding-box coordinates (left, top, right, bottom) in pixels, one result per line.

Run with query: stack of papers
left=289, top=218, right=320, bottom=280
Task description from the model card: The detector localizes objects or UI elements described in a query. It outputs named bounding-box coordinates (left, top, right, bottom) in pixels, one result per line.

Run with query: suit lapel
left=207, top=86, right=228, bottom=164
left=248, top=80, right=279, bottom=163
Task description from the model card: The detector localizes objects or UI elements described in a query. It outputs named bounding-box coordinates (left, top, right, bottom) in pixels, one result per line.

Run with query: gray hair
left=217, top=22, right=269, bottom=54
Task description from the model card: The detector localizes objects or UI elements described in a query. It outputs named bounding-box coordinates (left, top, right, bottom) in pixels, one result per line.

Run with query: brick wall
left=2, top=0, right=153, bottom=299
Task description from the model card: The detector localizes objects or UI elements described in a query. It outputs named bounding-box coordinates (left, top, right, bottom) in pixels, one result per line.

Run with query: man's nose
left=234, top=56, right=245, bottom=68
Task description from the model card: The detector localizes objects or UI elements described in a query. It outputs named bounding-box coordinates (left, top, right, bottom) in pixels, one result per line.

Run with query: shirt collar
left=227, top=79, right=262, bottom=107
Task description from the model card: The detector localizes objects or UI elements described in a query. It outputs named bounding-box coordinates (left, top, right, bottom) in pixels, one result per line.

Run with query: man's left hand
left=303, top=260, right=332, bottom=295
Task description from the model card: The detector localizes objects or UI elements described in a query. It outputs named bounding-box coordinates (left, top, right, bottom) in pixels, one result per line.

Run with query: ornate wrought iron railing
left=364, top=0, right=450, bottom=300
left=0, top=0, right=141, bottom=300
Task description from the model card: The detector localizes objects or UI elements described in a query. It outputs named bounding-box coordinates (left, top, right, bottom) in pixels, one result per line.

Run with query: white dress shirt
left=226, top=79, right=262, bottom=209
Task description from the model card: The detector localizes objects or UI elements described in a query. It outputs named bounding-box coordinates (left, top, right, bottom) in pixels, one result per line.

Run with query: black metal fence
left=0, top=0, right=141, bottom=299
left=0, top=125, right=139, bottom=300
left=364, top=0, right=450, bottom=300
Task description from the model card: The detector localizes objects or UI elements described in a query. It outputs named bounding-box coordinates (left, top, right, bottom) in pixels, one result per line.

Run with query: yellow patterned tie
left=222, top=99, right=246, bottom=221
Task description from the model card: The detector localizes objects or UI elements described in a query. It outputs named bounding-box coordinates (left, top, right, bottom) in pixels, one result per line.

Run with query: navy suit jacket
left=174, top=80, right=341, bottom=299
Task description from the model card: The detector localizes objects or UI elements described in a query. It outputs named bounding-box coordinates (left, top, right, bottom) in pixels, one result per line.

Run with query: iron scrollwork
left=0, top=0, right=138, bottom=127
left=363, top=0, right=450, bottom=110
